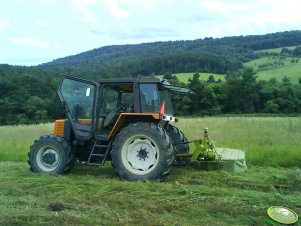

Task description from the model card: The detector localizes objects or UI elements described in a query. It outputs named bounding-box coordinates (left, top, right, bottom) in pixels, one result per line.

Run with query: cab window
left=139, top=84, right=160, bottom=113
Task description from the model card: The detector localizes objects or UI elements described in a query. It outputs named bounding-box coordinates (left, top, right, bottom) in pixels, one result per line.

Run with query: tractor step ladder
left=87, top=140, right=111, bottom=166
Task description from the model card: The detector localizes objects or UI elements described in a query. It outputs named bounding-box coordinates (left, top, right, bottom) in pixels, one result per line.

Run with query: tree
left=187, top=73, right=201, bottom=114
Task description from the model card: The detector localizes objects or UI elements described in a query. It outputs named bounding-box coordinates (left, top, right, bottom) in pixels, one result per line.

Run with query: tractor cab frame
left=56, top=75, right=177, bottom=143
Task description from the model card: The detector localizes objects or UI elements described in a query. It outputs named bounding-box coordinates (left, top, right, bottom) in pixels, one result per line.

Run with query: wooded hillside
left=1, top=30, right=301, bottom=125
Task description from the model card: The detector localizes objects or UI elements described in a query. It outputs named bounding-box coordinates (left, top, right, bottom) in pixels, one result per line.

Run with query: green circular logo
left=267, top=206, right=299, bottom=225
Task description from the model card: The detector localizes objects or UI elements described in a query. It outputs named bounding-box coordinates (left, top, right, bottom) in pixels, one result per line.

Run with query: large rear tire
left=28, top=135, right=74, bottom=175
left=111, top=122, right=174, bottom=181
left=166, top=124, right=190, bottom=165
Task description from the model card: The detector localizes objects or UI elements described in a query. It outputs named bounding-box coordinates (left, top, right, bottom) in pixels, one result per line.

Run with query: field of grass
left=244, top=56, right=301, bottom=83
left=0, top=117, right=300, bottom=225
left=255, top=61, right=301, bottom=84
left=254, top=45, right=300, bottom=54
left=157, top=72, right=225, bottom=83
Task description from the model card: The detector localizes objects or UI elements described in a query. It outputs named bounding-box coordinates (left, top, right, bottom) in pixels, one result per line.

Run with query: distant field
left=254, top=45, right=300, bottom=53
left=244, top=55, right=301, bottom=83
left=255, top=61, right=301, bottom=83
left=157, top=72, right=225, bottom=83
left=0, top=118, right=300, bottom=225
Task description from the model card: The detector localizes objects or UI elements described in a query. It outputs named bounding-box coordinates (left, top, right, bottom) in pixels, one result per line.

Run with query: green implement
left=175, top=128, right=247, bottom=173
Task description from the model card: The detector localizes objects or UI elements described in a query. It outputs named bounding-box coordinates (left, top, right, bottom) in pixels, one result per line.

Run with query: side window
left=121, top=92, right=134, bottom=111
left=100, top=86, right=119, bottom=115
left=139, top=84, right=160, bottom=113
left=60, top=78, right=95, bottom=124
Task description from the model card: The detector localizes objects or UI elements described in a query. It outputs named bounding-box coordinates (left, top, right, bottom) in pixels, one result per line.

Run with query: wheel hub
left=42, top=152, right=56, bottom=164
left=36, top=146, right=60, bottom=172
left=137, top=148, right=148, bottom=160
left=122, top=136, right=159, bottom=174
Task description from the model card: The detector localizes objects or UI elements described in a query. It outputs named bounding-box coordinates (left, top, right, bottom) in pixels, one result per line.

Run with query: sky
left=0, top=0, right=301, bottom=66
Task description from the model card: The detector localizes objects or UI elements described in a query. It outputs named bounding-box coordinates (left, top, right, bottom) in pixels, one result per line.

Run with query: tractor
left=28, top=75, right=247, bottom=181
left=28, top=75, right=194, bottom=180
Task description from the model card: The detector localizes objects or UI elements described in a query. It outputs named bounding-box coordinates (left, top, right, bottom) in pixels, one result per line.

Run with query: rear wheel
left=28, top=135, right=74, bottom=175
left=111, top=122, right=174, bottom=181
left=166, top=124, right=190, bottom=165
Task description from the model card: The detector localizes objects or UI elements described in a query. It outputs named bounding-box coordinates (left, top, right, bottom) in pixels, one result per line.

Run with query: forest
left=0, top=30, right=301, bottom=125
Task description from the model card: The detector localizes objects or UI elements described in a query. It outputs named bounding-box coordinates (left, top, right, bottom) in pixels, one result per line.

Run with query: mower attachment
left=175, top=128, right=247, bottom=173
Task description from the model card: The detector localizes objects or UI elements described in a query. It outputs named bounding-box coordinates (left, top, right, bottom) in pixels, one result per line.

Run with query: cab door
left=58, top=75, right=97, bottom=140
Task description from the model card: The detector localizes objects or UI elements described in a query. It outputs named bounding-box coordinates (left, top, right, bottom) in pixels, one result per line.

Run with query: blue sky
left=1, top=0, right=301, bottom=66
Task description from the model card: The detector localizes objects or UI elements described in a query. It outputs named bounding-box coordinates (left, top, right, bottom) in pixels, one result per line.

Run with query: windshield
left=159, top=90, right=174, bottom=116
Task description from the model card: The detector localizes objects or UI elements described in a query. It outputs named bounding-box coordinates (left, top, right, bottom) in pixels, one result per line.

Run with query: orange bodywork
left=53, top=119, right=65, bottom=137
left=108, top=113, right=160, bottom=139
left=53, top=113, right=160, bottom=139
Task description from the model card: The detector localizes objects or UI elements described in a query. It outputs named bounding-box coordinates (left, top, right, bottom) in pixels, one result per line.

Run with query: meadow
left=244, top=55, right=301, bottom=84
left=0, top=117, right=300, bottom=225
left=156, top=72, right=225, bottom=83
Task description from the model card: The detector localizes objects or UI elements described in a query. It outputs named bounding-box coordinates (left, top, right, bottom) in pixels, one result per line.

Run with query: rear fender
left=108, top=113, right=160, bottom=139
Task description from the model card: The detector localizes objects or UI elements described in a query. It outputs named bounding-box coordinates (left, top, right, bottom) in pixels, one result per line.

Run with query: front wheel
left=28, top=135, right=74, bottom=175
left=111, top=122, right=174, bottom=181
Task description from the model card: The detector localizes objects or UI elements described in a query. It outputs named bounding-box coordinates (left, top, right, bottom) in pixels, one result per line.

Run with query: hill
left=1, top=30, right=301, bottom=125
left=164, top=45, right=301, bottom=84
left=38, top=30, right=301, bottom=78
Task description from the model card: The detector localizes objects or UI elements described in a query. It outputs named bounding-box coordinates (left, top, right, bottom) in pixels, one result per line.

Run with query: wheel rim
left=36, top=145, right=60, bottom=172
left=121, top=135, right=159, bottom=175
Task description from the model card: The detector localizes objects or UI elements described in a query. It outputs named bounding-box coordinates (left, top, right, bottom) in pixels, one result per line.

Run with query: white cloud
left=10, top=0, right=25, bottom=7
left=198, top=0, right=301, bottom=36
left=72, top=0, right=99, bottom=24
left=0, top=19, right=11, bottom=33
left=105, top=0, right=129, bottom=19
left=35, top=19, right=50, bottom=27
left=39, top=0, right=57, bottom=6
left=10, top=37, right=49, bottom=48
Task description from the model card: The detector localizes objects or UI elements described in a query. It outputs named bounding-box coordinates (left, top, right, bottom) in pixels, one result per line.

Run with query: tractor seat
left=103, top=109, right=119, bottom=128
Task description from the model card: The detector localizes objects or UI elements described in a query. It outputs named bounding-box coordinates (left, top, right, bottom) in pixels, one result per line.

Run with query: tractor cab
left=28, top=75, right=194, bottom=180
left=56, top=75, right=177, bottom=142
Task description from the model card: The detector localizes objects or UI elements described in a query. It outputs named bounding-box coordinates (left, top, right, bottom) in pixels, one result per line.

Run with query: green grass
left=255, top=46, right=298, bottom=53
left=244, top=55, right=301, bottom=83
left=0, top=162, right=300, bottom=225
left=0, top=162, right=301, bottom=225
left=0, top=124, right=53, bottom=162
left=254, top=45, right=300, bottom=53
left=157, top=72, right=225, bottom=83
left=1, top=117, right=300, bottom=166
left=178, top=117, right=301, bottom=167
left=255, top=61, right=301, bottom=83
left=0, top=118, right=301, bottom=225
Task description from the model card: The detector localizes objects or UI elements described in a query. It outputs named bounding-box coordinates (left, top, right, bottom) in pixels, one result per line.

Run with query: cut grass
left=0, top=118, right=300, bottom=225
left=0, top=162, right=300, bottom=225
